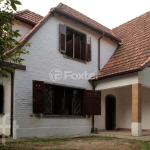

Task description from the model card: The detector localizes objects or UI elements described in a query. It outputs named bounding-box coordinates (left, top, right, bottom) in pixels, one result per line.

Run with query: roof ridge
left=112, top=10, right=150, bottom=30
left=54, top=2, right=111, bottom=32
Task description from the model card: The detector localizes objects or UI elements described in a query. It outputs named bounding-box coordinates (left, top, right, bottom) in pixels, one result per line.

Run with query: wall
left=139, top=68, right=150, bottom=129
left=12, top=20, right=33, bottom=41
left=0, top=74, right=11, bottom=136
left=95, top=72, right=138, bottom=90
left=13, top=13, right=116, bottom=138
left=100, top=36, right=117, bottom=69
left=94, top=85, right=132, bottom=130
left=142, top=86, right=150, bottom=129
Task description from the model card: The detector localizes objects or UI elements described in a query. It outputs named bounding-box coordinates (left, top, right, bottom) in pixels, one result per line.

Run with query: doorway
left=105, top=95, right=116, bottom=130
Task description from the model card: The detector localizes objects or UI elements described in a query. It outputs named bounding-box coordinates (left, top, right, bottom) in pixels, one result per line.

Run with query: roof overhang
left=51, top=8, right=121, bottom=43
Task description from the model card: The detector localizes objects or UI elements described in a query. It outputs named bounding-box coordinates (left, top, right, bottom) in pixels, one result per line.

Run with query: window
left=59, top=24, right=91, bottom=61
left=0, top=85, right=4, bottom=114
left=33, top=81, right=101, bottom=116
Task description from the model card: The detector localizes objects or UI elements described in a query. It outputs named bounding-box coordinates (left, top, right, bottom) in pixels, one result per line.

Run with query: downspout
left=90, top=81, right=96, bottom=133
left=98, top=33, right=104, bottom=70
left=10, top=73, right=14, bottom=137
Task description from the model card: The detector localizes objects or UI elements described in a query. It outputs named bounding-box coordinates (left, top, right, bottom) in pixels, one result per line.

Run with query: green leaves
left=0, top=0, right=29, bottom=78
left=10, top=0, right=22, bottom=11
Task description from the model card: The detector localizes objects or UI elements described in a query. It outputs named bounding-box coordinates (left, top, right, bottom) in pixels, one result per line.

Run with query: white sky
left=18, top=0, right=150, bottom=29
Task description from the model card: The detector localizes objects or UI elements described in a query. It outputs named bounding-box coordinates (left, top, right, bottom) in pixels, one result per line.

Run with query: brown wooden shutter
left=82, top=90, right=101, bottom=115
left=0, top=85, right=4, bottom=114
left=59, top=24, right=66, bottom=53
left=85, top=37, right=91, bottom=61
left=33, top=80, right=45, bottom=114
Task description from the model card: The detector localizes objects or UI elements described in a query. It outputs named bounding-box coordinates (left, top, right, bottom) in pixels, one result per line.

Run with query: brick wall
left=132, top=83, right=142, bottom=122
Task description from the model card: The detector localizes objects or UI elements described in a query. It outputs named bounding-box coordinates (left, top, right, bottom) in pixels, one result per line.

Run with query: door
left=105, top=95, right=116, bottom=130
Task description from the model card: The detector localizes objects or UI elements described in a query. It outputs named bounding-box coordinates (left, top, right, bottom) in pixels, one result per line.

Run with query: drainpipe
left=90, top=81, right=96, bottom=133
left=98, top=33, right=104, bottom=70
left=10, top=73, right=14, bottom=137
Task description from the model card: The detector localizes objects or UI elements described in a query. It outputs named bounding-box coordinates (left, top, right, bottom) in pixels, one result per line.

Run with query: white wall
left=139, top=68, right=150, bottom=130
left=12, top=21, right=33, bottom=41
left=0, top=74, right=11, bottom=136
left=100, top=36, right=117, bottom=69
left=95, top=72, right=138, bottom=90
left=13, top=13, right=115, bottom=138
left=139, top=67, right=150, bottom=87
left=95, top=85, right=132, bottom=130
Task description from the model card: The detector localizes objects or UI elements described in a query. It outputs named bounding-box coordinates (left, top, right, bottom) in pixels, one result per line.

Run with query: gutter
left=98, top=33, right=104, bottom=70
left=89, top=81, right=96, bottom=133
left=10, top=73, right=14, bottom=137
left=51, top=9, right=121, bottom=43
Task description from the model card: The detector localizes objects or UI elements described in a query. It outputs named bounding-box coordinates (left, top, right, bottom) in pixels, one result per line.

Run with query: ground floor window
left=44, top=84, right=83, bottom=115
left=33, top=80, right=101, bottom=116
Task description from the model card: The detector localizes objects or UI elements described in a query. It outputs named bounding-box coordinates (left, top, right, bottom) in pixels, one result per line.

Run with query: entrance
left=105, top=95, right=116, bottom=130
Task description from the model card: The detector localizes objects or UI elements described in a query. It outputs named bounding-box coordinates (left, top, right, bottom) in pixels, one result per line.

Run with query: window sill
left=30, top=114, right=87, bottom=119
left=63, top=54, right=87, bottom=64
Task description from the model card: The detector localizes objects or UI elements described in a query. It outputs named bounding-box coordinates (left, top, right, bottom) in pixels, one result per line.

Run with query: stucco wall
left=94, top=85, right=132, bottom=130
left=100, top=37, right=117, bottom=69
left=142, top=86, right=150, bottom=129
left=95, top=72, right=138, bottom=90
left=0, top=74, right=11, bottom=136
left=12, top=21, right=33, bottom=41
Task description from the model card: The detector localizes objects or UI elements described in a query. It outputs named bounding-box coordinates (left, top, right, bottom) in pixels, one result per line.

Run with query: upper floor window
left=59, top=24, right=91, bottom=61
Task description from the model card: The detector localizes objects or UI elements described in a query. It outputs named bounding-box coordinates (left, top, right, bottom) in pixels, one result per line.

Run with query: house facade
left=1, top=3, right=150, bottom=138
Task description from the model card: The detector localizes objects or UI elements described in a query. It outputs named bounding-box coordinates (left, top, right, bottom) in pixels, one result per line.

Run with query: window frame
left=33, top=81, right=101, bottom=116
left=59, top=24, right=91, bottom=62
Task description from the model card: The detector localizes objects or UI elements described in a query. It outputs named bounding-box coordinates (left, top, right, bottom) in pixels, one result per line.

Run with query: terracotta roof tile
left=15, top=9, right=43, bottom=25
left=91, top=11, right=150, bottom=80
left=51, top=3, right=120, bottom=41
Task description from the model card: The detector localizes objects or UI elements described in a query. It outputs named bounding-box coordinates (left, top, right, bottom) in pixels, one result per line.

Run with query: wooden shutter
left=85, top=37, right=91, bottom=61
left=82, top=90, right=101, bottom=115
left=0, top=85, right=4, bottom=114
left=59, top=24, right=66, bottom=53
left=33, top=80, right=45, bottom=114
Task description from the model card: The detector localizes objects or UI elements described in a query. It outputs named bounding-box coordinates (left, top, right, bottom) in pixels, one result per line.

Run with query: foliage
left=0, top=0, right=29, bottom=77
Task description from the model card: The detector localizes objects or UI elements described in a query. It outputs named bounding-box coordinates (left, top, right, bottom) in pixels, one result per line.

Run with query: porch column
left=132, top=83, right=142, bottom=136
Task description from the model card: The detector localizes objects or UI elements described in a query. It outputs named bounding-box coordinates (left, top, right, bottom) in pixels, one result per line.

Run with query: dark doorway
left=105, top=95, right=116, bottom=130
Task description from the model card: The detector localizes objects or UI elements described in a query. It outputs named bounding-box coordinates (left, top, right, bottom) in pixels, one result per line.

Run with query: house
left=0, top=3, right=150, bottom=138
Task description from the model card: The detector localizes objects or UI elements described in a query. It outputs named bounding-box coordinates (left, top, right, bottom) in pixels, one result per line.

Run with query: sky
left=18, top=0, right=150, bottom=29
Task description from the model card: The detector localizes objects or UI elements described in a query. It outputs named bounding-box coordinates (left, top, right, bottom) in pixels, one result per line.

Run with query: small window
left=0, top=85, right=4, bottom=114
left=33, top=81, right=101, bottom=115
left=59, top=24, right=91, bottom=61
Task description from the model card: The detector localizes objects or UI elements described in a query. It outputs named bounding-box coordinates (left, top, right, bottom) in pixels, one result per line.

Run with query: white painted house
left=1, top=3, right=150, bottom=138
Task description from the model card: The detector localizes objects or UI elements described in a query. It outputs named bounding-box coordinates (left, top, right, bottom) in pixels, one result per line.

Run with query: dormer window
left=59, top=24, right=91, bottom=61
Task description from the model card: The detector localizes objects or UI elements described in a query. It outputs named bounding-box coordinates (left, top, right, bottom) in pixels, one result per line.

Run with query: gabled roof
left=14, top=9, right=43, bottom=26
left=50, top=3, right=121, bottom=42
left=91, top=11, right=150, bottom=81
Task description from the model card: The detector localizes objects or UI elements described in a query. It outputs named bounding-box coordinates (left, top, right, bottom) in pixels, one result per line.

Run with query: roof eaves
left=90, top=67, right=142, bottom=82
left=14, top=15, right=36, bottom=26
left=51, top=8, right=121, bottom=42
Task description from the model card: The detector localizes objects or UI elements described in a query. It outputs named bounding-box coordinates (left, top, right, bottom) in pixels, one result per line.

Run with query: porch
left=94, top=82, right=150, bottom=137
